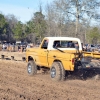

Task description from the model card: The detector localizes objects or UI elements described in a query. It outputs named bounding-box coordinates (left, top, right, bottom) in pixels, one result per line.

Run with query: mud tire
left=50, top=62, right=65, bottom=81
left=27, top=61, right=37, bottom=76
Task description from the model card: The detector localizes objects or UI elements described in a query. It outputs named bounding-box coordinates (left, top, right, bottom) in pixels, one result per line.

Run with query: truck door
left=38, top=39, right=49, bottom=67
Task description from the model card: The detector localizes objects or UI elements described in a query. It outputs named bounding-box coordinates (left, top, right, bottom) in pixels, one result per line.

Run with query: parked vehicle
left=85, top=44, right=95, bottom=52
left=90, top=44, right=95, bottom=52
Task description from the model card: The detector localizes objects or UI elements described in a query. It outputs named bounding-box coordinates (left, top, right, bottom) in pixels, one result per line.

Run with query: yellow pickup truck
left=26, top=37, right=100, bottom=81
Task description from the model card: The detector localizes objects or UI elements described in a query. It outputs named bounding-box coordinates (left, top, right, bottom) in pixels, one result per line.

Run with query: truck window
left=53, top=41, right=61, bottom=48
left=53, top=40, right=78, bottom=48
left=41, top=40, right=48, bottom=49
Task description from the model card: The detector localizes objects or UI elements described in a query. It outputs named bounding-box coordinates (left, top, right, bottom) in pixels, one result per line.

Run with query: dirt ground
left=0, top=51, right=100, bottom=100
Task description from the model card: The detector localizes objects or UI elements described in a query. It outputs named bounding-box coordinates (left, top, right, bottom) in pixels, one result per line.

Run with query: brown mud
left=0, top=51, right=100, bottom=100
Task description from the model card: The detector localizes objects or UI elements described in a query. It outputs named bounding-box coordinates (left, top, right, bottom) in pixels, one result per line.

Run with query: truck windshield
left=41, top=39, right=48, bottom=49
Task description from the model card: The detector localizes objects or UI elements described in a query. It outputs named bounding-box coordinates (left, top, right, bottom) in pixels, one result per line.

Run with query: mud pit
left=0, top=51, right=100, bottom=100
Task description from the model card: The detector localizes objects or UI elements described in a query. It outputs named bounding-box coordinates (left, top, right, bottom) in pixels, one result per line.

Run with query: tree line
left=0, top=0, right=100, bottom=44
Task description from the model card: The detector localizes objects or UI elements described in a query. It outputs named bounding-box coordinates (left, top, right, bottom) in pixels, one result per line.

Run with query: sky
left=0, top=0, right=54, bottom=23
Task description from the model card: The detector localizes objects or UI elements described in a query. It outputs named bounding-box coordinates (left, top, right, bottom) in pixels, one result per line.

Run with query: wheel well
left=28, top=56, right=34, bottom=61
left=53, top=60, right=65, bottom=70
left=53, top=59, right=61, bottom=63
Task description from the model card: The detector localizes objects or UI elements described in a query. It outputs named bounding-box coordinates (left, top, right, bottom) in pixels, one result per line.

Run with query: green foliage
left=0, top=14, right=8, bottom=35
left=25, top=21, right=35, bottom=34
left=12, top=21, right=23, bottom=40
left=87, top=27, right=100, bottom=44
left=33, top=12, right=47, bottom=41
left=0, top=1, right=100, bottom=43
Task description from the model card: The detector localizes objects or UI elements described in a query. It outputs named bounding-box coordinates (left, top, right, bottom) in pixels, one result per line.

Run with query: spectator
left=2, top=43, right=6, bottom=51
left=8, top=43, right=11, bottom=52
left=70, top=42, right=75, bottom=48
left=87, top=44, right=91, bottom=52
left=18, top=45, right=20, bottom=52
left=67, top=41, right=73, bottom=48
left=26, top=44, right=30, bottom=49
left=12, top=43, right=15, bottom=52
left=83, top=44, right=87, bottom=51
left=75, top=42, right=79, bottom=51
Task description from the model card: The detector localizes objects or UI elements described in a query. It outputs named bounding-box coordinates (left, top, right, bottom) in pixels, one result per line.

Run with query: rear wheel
left=27, top=61, right=37, bottom=76
left=50, top=62, right=65, bottom=81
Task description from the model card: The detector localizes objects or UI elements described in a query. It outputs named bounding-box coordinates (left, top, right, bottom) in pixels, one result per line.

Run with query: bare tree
left=47, top=0, right=100, bottom=38
left=5, top=14, right=18, bottom=42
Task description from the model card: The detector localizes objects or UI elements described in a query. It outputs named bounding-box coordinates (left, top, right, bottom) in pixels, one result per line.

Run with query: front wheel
left=50, top=62, right=65, bottom=81
left=27, top=61, right=37, bottom=76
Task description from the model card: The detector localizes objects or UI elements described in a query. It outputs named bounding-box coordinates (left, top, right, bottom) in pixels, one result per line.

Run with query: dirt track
left=0, top=51, right=100, bottom=100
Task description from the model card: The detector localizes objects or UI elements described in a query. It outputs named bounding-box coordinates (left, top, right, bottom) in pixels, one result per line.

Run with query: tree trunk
left=75, top=0, right=79, bottom=38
